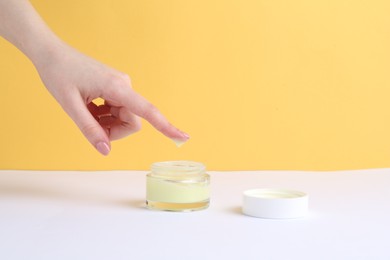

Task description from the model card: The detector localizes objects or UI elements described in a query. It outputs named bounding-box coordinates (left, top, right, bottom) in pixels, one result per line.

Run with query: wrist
left=27, top=34, right=65, bottom=70
left=0, top=0, right=65, bottom=70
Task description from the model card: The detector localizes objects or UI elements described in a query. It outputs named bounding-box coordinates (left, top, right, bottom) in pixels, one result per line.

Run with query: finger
left=87, top=102, right=99, bottom=113
left=109, top=106, right=141, bottom=140
left=88, top=103, right=111, bottom=116
left=98, top=101, right=142, bottom=140
left=94, top=104, right=142, bottom=140
left=105, top=87, right=190, bottom=141
left=98, top=115, right=118, bottom=127
left=96, top=104, right=111, bottom=117
left=131, top=93, right=189, bottom=141
left=62, top=93, right=111, bottom=156
left=87, top=102, right=99, bottom=120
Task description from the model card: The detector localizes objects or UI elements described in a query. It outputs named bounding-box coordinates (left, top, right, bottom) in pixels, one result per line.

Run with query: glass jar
left=146, top=161, right=210, bottom=212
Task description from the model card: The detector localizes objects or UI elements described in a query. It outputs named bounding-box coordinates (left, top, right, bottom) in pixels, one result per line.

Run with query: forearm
left=0, top=0, right=190, bottom=154
left=0, top=0, right=62, bottom=67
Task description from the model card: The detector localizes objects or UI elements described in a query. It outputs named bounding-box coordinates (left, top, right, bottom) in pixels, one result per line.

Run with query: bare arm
left=0, top=0, right=189, bottom=155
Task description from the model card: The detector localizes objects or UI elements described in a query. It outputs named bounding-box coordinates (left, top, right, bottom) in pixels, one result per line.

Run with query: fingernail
left=181, top=131, right=190, bottom=139
left=96, top=142, right=110, bottom=156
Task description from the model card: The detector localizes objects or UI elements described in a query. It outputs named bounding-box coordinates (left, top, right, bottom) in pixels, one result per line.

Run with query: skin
left=0, top=0, right=189, bottom=155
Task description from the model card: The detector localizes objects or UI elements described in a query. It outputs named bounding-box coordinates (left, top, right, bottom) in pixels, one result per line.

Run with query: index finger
left=105, top=86, right=190, bottom=141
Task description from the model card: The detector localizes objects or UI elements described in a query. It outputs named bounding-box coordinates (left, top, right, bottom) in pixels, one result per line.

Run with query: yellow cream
left=146, top=161, right=210, bottom=211
left=147, top=178, right=209, bottom=203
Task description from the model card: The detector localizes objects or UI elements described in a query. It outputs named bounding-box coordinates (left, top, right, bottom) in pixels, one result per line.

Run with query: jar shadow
left=114, top=199, right=147, bottom=210
left=229, top=206, right=243, bottom=215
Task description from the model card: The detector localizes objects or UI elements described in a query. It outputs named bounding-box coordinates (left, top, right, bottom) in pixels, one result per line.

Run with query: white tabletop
left=0, top=169, right=389, bottom=260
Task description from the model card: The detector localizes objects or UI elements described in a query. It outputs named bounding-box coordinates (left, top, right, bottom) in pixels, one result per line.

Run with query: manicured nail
left=181, top=131, right=190, bottom=139
left=96, top=142, right=110, bottom=156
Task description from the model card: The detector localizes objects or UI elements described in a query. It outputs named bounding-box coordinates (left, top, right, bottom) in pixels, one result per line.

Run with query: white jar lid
left=242, top=189, right=308, bottom=219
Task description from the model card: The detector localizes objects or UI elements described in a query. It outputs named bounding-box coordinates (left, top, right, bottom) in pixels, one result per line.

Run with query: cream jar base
left=146, top=200, right=209, bottom=212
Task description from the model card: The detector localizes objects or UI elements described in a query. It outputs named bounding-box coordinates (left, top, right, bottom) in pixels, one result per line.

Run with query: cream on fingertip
left=172, top=139, right=187, bottom=147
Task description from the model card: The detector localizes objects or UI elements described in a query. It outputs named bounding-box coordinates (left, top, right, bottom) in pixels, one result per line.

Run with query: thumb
left=62, top=93, right=111, bottom=156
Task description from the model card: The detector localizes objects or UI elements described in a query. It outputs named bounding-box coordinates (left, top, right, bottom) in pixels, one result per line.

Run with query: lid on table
left=242, top=189, right=308, bottom=219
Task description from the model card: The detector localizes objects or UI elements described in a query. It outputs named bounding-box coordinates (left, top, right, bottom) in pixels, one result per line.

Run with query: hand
left=0, top=0, right=189, bottom=155
left=34, top=43, right=189, bottom=155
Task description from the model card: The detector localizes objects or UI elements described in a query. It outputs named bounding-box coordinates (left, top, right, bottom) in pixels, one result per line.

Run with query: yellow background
left=1, top=0, right=390, bottom=170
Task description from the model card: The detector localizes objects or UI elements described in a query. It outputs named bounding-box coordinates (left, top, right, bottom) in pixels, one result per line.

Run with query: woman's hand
left=35, top=43, right=189, bottom=155
left=0, top=0, right=189, bottom=156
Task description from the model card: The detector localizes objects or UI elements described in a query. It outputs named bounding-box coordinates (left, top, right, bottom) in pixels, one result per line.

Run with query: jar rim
left=151, top=161, right=205, bottom=174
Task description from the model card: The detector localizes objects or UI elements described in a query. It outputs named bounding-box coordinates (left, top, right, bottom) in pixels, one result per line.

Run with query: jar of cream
left=146, top=161, right=210, bottom=212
